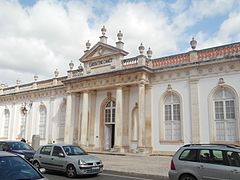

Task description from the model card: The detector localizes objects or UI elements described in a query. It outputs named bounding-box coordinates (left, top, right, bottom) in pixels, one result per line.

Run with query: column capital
left=138, top=80, right=146, bottom=87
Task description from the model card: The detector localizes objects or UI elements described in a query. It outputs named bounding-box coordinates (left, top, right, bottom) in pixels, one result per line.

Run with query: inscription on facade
left=89, top=58, right=112, bottom=67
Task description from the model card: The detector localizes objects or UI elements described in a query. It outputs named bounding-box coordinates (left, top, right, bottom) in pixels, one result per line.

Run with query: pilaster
left=122, top=86, right=130, bottom=150
left=138, top=81, right=145, bottom=148
left=81, top=91, right=89, bottom=146
left=48, top=96, right=55, bottom=144
left=114, top=86, right=123, bottom=151
left=89, top=91, right=97, bottom=148
left=189, top=79, right=200, bottom=143
left=73, top=93, right=80, bottom=145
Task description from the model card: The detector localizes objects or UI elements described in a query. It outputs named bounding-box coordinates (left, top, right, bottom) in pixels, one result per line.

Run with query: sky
left=0, top=0, right=240, bottom=86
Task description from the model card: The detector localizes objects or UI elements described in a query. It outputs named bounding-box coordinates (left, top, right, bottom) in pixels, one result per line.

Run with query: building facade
left=1, top=26, right=240, bottom=154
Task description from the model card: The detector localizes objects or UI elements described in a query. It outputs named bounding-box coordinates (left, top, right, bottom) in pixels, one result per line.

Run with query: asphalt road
left=44, top=170, right=169, bottom=180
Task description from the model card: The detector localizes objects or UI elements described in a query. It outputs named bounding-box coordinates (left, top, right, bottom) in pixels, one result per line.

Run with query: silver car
left=169, top=144, right=240, bottom=180
left=0, top=151, right=47, bottom=180
left=33, top=144, right=103, bottom=178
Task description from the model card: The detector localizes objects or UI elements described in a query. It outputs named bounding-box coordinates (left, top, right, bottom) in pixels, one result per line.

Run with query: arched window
left=4, top=109, right=10, bottom=137
left=131, top=106, right=138, bottom=141
left=58, top=102, right=66, bottom=140
left=20, top=111, right=27, bottom=138
left=39, top=105, right=47, bottom=139
left=104, top=101, right=116, bottom=124
left=164, top=93, right=181, bottom=141
left=213, top=88, right=236, bottom=141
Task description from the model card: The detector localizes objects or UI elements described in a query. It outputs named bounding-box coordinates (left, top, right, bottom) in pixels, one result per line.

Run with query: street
left=44, top=170, right=168, bottom=180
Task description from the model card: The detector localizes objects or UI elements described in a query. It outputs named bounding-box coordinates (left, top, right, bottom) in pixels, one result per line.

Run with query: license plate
left=92, top=167, right=99, bottom=170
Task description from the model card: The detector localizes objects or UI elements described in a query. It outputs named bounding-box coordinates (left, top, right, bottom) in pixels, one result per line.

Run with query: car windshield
left=0, top=156, right=42, bottom=179
left=8, top=142, right=33, bottom=151
left=63, top=146, right=87, bottom=156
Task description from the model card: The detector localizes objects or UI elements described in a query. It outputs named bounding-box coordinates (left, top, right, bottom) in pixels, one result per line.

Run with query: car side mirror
left=58, top=153, right=65, bottom=157
left=39, top=168, right=46, bottom=174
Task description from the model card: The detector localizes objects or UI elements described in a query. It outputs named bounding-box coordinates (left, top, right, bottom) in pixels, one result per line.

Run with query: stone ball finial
left=16, top=79, right=21, bottom=85
left=54, top=69, right=59, bottom=78
left=78, top=64, right=83, bottom=71
left=190, top=37, right=197, bottom=50
left=34, top=74, right=38, bottom=81
left=86, top=40, right=91, bottom=50
left=139, top=43, right=145, bottom=55
left=69, top=60, right=74, bottom=70
left=147, top=47, right=153, bottom=59
left=117, top=30, right=123, bottom=41
left=101, top=25, right=106, bottom=36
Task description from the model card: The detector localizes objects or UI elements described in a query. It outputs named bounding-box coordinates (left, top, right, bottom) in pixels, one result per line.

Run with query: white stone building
left=1, top=26, right=240, bottom=154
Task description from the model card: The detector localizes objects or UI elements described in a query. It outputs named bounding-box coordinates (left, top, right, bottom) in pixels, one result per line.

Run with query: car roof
left=0, top=151, right=17, bottom=157
left=41, top=144, right=79, bottom=147
left=181, top=144, right=240, bottom=151
left=0, top=141, right=23, bottom=143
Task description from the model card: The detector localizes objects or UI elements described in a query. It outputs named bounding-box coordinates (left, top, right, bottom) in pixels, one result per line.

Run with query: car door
left=38, top=145, right=53, bottom=169
left=197, top=149, right=228, bottom=180
left=226, top=151, right=240, bottom=180
left=49, top=146, right=67, bottom=171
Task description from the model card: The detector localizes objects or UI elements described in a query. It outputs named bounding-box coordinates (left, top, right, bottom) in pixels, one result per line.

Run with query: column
left=81, top=91, right=89, bottom=146
left=189, top=79, right=200, bottom=143
left=138, top=81, right=145, bottom=148
left=73, top=94, right=80, bottom=144
left=122, top=87, right=130, bottom=149
left=64, top=93, right=76, bottom=144
left=9, top=102, right=16, bottom=139
left=48, top=96, right=55, bottom=144
left=114, top=86, right=123, bottom=150
left=89, top=91, right=97, bottom=147
left=26, top=102, right=33, bottom=143
left=145, top=85, right=152, bottom=150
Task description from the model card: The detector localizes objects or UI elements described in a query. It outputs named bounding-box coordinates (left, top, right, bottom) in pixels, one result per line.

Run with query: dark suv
left=0, top=141, right=35, bottom=162
left=169, top=144, right=240, bottom=180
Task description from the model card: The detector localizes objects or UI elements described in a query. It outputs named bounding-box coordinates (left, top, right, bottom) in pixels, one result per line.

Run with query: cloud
left=0, top=0, right=240, bottom=86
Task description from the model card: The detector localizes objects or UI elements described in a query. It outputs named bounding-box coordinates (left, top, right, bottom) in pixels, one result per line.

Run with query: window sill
left=159, top=140, right=184, bottom=145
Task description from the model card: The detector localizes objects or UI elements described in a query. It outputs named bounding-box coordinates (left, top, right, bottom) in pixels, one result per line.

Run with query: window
left=52, top=146, right=63, bottom=156
left=199, top=149, right=224, bottom=165
left=179, top=149, right=198, bottom=162
left=39, top=106, right=47, bottom=139
left=104, top=101, right=115, bottom=124
left=227, top=151, right=240, bottom=167
left=164, top=93, right=181, bottom=141
left=40, top=146, right=52, bottom=155
left=4, top=109, right=10, bottom=137
left=213, top=89, right=236, bottom=141
left=58, top=102, right=66, bottom=140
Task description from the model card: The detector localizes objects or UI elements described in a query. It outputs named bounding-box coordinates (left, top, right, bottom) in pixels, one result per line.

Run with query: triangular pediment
left=79, top=42, right=128, bottom=62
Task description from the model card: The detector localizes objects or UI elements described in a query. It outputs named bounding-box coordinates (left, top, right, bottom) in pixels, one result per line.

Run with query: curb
left=103, top=169, right=169, bottom=179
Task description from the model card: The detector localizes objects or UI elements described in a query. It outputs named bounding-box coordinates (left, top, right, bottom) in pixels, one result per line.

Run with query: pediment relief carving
left=79, top=42, right=128, bottom=62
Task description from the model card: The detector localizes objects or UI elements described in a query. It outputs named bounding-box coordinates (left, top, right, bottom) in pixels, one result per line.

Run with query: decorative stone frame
left=39, top=103, right=47, bottom=140
left=208, top=84, right=240, bottom=144
left=99, top=93, right=116, bottom=151
left=131, top=103, right=138, bottom=142
left=159, top=86, right=183, bottom=144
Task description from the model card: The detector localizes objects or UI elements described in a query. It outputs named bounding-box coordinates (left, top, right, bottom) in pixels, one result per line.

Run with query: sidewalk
left=90, top=153, right=171, bottom=178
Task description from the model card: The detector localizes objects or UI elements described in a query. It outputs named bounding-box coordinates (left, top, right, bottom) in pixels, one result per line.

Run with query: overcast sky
left=1, top=0, right=240, bottom=86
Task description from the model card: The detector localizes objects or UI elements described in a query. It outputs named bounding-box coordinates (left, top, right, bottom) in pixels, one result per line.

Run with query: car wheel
left=180, top=174, right=197, bottom=180
left=33, top=161, right=41, bottom=169
left=66, top=165, right=77, bottom=178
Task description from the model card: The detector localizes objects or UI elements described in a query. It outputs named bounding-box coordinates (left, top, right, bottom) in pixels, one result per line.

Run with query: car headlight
left=78, top=159, right=87, bottom=165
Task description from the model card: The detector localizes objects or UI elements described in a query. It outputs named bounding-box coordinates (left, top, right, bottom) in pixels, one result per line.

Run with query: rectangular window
left=165, top=105, right=172, bottom=121
left=225, top=100, right=235, bottom=119
left=173, top=104, right=180, bottom=121
left=215, top=101, right=224, bottom=120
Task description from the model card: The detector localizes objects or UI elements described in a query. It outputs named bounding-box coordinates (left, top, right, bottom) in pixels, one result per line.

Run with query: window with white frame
left=104, top=101, right=115, bottom=124
left=213, top=88, right=237, bottom=141
left=4, top=109, right=10, bottom=137
left=39, top=106, right=47, bottom=139
left=164, top=93, right=181, bottom=141
left=58, top=103, right=66, bottom=139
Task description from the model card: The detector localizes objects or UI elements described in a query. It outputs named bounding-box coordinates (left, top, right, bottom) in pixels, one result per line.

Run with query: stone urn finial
left=34, top=74, right=38, bottom=81
left=147, top=47, right=153, bottom=59
left=54, top=69, right=59, bottom=78
left=117, top=30, right=123, bottom=41
left=139, top=43, right=145, bottom=55
left=16, top=79, right=21, bottom=85
left=69, top=60, right=74, bottom=70
left=101, top=25, right=106, bottom=36
left=78, top=64, right=83, bottom=71
left=190, top=37, right=197, bottom=50
left=86, top=40, right=91, bottom=50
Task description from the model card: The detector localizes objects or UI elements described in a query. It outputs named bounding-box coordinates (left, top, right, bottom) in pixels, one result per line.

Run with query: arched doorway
left=104, top=100, right=116, bottom=150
